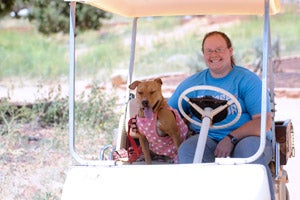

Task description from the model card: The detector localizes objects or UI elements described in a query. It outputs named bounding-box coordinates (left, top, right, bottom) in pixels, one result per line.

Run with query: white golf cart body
left=62, top=0, right=294, bottom=200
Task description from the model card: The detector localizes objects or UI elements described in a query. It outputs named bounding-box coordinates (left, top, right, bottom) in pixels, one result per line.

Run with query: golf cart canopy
left=66, top=0, right=281, bottom=17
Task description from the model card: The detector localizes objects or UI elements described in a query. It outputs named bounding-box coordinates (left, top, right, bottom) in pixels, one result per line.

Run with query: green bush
left=75, top=83, right=118, bottom=132
left=0, top=98, right=32, bottom=135
left=0, top=83, right=118, bottom=139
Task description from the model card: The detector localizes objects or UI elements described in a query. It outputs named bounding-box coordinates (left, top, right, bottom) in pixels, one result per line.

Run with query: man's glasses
left=203, top=47, right=228, bottom=55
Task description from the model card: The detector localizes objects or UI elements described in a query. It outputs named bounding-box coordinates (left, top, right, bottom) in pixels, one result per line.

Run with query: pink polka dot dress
left=136, top=107, right=188, bottom=163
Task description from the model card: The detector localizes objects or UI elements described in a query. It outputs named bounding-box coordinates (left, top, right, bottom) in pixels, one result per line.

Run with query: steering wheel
left=178, top=85, right=242, bottom=130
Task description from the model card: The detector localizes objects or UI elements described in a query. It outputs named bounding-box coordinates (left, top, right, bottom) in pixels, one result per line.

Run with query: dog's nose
left=142, top=100, right=149, bottom=107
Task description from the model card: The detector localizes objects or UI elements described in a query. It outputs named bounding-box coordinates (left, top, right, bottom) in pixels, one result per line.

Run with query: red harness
left=127, top=117, right=142, bottom=163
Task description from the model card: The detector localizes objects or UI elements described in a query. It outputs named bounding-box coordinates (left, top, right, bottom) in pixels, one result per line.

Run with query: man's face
left=203, top=34, right=233, bottom=77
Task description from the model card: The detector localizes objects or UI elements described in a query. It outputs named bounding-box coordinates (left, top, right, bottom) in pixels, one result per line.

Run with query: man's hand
left=214, top=137, right=234, bottom=158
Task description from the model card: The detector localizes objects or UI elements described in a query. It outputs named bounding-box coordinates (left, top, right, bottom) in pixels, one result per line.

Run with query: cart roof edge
left=64, top=0, right=281, bottom=17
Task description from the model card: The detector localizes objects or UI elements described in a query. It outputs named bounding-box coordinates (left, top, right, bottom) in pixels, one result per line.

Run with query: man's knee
left=233, top=136, right=260, bottom=158
left=178, top=135, right=198, bottom=163
left=232, top=136, right=272, bottom=164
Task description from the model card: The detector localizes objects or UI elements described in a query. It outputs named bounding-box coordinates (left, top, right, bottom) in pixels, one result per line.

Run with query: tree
left=0, top=0, right=15, bottom=17
left=1, top=0, right=111, bottom=35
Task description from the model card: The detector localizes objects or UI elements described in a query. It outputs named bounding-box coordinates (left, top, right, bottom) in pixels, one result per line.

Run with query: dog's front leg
left=157, top=110, right=183, bottom=149
left=138, top=134, right=152, bottom=164
left=168, top=130, right=182, bottom=149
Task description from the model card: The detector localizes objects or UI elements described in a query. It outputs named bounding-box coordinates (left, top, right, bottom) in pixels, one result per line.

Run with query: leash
left=127, top=117, right=142, bottom=163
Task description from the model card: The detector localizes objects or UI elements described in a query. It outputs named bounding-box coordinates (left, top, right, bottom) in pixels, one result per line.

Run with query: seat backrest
left=125, top=98, right=139, bottom=138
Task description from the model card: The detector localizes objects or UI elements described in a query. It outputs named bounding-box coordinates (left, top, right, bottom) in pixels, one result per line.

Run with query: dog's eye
left=138, top=91, right=143, bottom=95
left=150, top=91, right=155, bottom=95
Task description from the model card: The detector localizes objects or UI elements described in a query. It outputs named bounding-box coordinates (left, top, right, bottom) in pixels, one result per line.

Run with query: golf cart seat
left=115, top=98, right=139, bottom=151
left=125, top=98, right=140, bottom=138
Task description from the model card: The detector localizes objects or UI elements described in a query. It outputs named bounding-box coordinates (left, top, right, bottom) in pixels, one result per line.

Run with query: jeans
left=178, top=135, right=274, bottom=200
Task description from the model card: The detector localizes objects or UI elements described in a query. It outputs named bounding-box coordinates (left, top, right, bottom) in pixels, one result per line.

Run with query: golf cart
left=62, top=0, right=295, bottom=200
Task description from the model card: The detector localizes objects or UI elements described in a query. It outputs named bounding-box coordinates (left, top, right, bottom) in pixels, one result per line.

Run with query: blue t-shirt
left=168, top=65, right=270, bottom=141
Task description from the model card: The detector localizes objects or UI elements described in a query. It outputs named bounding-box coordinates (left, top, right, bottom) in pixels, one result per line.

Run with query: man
left=168, top=31, right=274, bottom=199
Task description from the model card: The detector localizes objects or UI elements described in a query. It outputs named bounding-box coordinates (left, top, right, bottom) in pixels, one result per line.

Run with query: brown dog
left=129, top=78, right=188, bottom=164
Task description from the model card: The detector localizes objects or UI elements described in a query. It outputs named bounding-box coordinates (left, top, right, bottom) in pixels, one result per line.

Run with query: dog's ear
left=154, top=78, right=163, bottom=85
left=129, top=81, right=141, bottom=89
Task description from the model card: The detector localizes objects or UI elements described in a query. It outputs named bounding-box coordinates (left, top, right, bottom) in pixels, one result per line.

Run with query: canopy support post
left=68, top=1, right=115, bottom=166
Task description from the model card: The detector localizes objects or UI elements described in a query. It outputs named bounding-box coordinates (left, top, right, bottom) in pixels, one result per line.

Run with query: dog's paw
left=130, top=117, right=138, bottom=132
